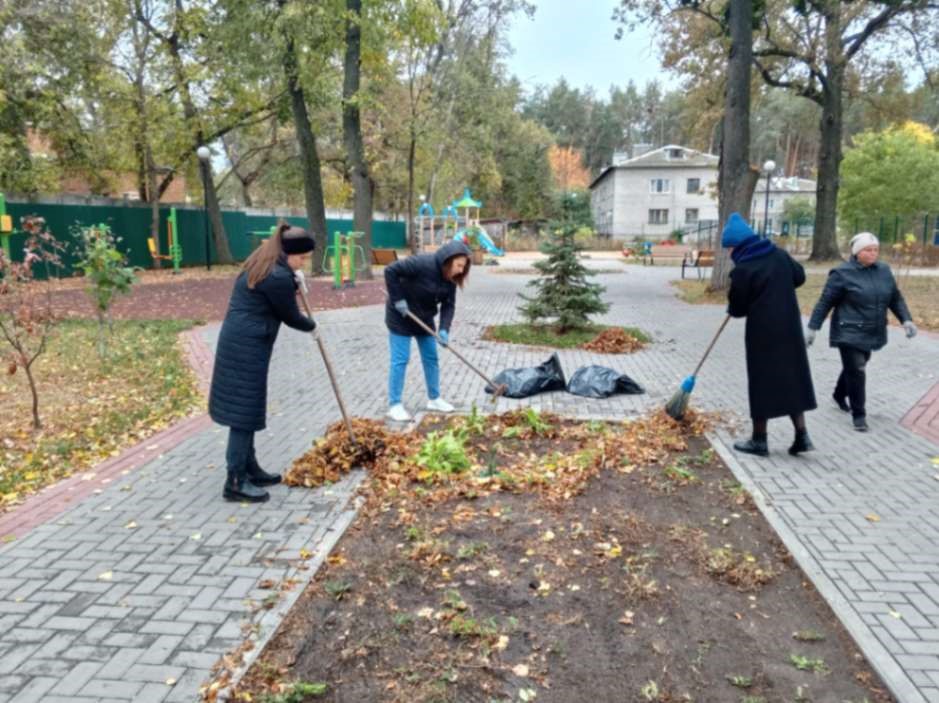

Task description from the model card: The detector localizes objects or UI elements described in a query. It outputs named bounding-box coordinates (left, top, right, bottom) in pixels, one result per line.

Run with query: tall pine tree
left=518, top=221, right=609, bottom=333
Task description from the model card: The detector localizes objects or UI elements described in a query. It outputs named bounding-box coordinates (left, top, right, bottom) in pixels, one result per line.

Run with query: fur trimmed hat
left=281, top=227, right=315, bottom=254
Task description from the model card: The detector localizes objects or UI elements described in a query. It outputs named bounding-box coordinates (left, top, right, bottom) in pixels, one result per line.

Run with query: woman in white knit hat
left=806, top=232, right=917, bottom=432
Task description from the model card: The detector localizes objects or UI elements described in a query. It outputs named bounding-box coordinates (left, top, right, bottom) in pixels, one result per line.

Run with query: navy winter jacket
left=384, top=240, right=471, bottom=337
left=208, top=258, right=315, bottom=430
left=808, top=258, right=912, bottom=352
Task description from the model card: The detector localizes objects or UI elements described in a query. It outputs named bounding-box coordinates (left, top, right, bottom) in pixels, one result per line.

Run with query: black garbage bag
left=566, top=365, right=645, bottom=399
left=485, top=353, right=567, bottom=398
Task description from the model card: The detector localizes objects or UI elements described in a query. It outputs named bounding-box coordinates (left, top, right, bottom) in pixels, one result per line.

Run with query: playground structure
left=147, top=207, right=183, bottom=273
left=322, top=230, right=367, bottom=289
left=416, top=188, right=504, bottom=256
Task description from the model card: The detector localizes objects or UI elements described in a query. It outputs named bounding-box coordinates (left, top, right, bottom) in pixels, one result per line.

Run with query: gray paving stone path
left=0, top=262, right=937, bottom=702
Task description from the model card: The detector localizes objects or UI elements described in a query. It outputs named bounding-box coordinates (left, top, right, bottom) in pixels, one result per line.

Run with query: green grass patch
left=0, top=319, right=201, bottom=507
left=484, top=323, right=649, bottom=349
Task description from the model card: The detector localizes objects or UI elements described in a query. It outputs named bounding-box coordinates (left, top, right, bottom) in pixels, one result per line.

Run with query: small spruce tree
left=518, top=220, right=609, bottom=333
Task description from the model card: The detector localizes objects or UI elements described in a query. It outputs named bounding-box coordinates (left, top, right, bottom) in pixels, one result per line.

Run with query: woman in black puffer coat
left=807, top=232, right=917, bottom=432
left=208, top=222, right=316, bottom=502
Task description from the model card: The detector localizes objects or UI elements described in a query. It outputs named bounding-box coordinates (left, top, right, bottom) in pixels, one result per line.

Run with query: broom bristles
left=664, top=387, right=691, bottom=420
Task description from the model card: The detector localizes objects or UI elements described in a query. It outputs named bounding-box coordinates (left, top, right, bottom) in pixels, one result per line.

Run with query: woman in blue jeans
left=384, top=240, right=472, bottom=422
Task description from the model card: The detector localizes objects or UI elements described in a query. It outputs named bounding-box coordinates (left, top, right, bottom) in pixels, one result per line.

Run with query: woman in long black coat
left=722, top=213, right=817, bottom=457
left=806, top=231, right=916, bottom=432
left=208, top=222, right=316, bottom=502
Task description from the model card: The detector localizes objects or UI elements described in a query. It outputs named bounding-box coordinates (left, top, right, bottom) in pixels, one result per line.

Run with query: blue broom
left=665, top=315, right=730, bottom=420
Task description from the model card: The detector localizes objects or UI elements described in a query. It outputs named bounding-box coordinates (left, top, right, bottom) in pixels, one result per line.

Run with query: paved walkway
left=1, top=263, right=938, bottom=702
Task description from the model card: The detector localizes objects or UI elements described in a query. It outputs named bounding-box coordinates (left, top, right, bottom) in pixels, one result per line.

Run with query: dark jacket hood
left=434, top=240, right=472, bottom=270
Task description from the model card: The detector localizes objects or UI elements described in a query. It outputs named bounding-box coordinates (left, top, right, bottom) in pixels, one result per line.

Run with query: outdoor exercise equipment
left=0, top=193, right=14, bottom=260
left=322, top=231, right=367, bottom=289
left=147, top=207, right=183, bottom=273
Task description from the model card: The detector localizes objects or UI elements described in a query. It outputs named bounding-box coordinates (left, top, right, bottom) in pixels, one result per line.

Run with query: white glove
left=294, top=269, right=309, bottom=294
left=904, top=321, right=917, bottom=339
left=805, top=329, right=816, bottom=347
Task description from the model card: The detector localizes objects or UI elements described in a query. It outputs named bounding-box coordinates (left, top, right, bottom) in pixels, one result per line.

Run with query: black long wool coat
left=727, top=247, right=817, bottom=420
left=209, top=260, right=315, bottom=431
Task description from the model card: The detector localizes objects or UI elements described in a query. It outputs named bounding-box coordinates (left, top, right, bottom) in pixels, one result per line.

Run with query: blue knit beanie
left=721, top=212, right=754, bottom=248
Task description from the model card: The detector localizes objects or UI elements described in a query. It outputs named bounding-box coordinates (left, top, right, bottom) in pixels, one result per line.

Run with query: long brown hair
left=244, top=220, right=290, bottom=289
left=443, top=254, right=471, bottom=288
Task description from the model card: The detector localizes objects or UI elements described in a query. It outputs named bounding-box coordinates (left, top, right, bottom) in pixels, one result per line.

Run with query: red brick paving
left=902, top=380, right=939, bottom=447
left=47, top=275, right=384, bottom=321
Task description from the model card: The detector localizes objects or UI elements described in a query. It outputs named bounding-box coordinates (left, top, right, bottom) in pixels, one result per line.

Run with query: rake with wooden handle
left=382, top=291, right=507, bottom=401
left=296, top=286, right=357, bottom=444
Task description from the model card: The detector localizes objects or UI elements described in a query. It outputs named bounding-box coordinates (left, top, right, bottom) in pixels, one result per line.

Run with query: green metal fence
left=3, top=201, right=406, bottom=276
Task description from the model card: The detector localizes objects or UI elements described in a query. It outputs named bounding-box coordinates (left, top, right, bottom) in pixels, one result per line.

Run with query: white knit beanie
left=850, top=231, right=879, bottom=256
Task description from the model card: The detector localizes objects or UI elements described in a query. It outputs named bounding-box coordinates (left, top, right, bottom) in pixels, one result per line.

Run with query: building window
left=768, top=199, right=774, bottom=209
left=649, top=178, right=670, bottom=194
left=687, top=178, right=700, bottom=194
left=667, top=148, right=684, bottom=160
left=648, top=209, right=669, bottom=225
left=685, top=208, right=699, bottom=224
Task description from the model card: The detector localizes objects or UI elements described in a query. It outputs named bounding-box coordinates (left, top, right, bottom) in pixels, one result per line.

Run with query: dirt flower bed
left=228, top=409, right=892, bottom=703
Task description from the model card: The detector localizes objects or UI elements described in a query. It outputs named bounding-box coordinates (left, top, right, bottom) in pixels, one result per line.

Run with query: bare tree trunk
left=342, top=0, right=373, bottom=277
left=158, top=4, right=232, bottom=264
left=710, top=0, right=758, bottom=292
left=24, top=360, right=41, bottom=429
left=279, top=2, right=328, bottom=257
left=407, top=133, right=418, bottom=253
left=811, top=15, right=844, bottom=261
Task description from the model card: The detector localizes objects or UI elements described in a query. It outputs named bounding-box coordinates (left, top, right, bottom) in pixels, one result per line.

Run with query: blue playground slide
left=455, top=227, right=504, bottom=256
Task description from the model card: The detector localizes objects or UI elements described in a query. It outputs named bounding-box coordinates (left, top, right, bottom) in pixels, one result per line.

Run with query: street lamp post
left=762, top=159, right=776, bottom=239
left=196, top=146, right=212, bottom=271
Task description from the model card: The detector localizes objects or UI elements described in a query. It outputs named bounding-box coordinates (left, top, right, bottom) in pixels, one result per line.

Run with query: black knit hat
left=281, top=226, right=315, bottom=254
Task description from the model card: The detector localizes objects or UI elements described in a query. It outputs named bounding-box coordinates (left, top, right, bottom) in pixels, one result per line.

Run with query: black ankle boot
left=733, top=436, right=769, bottom=457
left=246, top=456, right=281, bottom=487
left=223, top=471, right=270, bottom=503
left=788, top=431, right=815, bottom=456
left=832, top=393, right=850, bottom=413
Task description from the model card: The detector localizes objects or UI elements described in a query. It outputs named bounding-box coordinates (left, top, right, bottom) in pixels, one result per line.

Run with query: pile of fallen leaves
left=283, top=418, right=419, bottom=488
left=285, top=408, right=716, bottom=509
left=579, top=327, right=646, bottom=354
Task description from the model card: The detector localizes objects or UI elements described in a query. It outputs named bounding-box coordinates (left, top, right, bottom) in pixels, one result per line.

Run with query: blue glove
left=438, top=329, right=449, bottom=346
left=680, top=376, right=696, bottom=393
left=394, top=300, right=409, bottom=317
left=904, top=321, right=917, bottom=339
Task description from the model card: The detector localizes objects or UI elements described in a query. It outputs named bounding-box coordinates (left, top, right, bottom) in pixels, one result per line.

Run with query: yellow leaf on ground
left=864, top=514, right=881, bottom=523
left=512, top=664, right=530, bottom=677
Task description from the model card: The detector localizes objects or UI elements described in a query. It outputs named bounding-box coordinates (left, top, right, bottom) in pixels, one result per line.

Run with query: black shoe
left=733, top=438, right=769, bottom=457
left=246, top=459, right=282, bottom=487
left=832, top=394, right=851, bottom=413
left=223, top=473, right=270, bottom=503
left=788, top=432, right=816, bottom=456
left=853, top=416, right=869, bottom=432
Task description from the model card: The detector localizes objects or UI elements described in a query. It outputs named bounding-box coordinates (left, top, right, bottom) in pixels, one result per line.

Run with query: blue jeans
left=388, top=333, right=439, bottom=406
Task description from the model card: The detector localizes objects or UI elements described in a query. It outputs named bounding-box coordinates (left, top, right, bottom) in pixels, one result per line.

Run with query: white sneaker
left=426, top=397, right=455, bottom=413
left=386, top=404, right=412, bottom=422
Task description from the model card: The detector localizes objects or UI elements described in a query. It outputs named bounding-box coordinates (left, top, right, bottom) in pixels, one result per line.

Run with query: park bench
left=681, top=249, right=715, bottom=280
left=645, top=244, right=692, bottom=266
left=372, top=248, right=399, bottom=265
